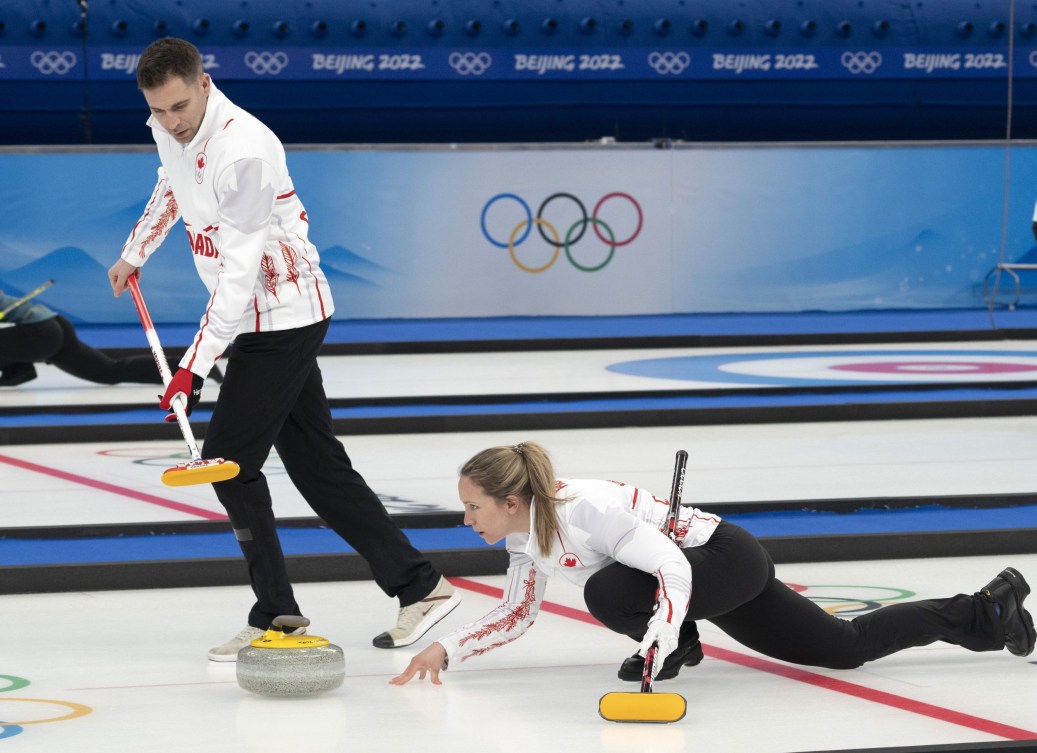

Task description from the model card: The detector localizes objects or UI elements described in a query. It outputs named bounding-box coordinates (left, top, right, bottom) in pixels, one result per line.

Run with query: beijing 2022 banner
left=4, top=45, right=1036, bottom=81
left=0, top=144, right=1034, bottom=323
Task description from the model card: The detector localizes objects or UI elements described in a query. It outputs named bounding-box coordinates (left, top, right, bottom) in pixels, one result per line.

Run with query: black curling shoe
left=0, top=363, right=37, bottom=386
left=617, top=639, right=705, bottom=682
left=979, top=567, right=1036, bottom=657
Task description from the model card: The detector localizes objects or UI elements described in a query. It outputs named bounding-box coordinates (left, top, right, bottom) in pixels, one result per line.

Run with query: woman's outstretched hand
left=389, top=643, right=449, bottom=686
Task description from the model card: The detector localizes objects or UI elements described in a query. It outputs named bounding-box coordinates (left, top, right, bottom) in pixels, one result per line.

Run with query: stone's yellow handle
left=251, top=616, right=329, bottom=649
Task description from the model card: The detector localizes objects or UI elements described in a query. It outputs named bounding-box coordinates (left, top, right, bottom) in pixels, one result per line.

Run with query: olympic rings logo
left=0, top=674, right=92, bottom=740
left=30, top=51, right=77, bottom=76
left=449, top=51, right=492, bottom=75
left=840, top=51, right=882, bottom=74
left=648, top=51, right=690, bottom=75
left=789, top=584, right=915, bottom=617
left=480, top=192, right=643, bottom=273
left=244, top=51, right=289, bottom=75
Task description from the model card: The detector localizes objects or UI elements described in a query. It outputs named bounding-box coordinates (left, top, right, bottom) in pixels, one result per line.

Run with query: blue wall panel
left=0, top=1, right=1033, bottom=144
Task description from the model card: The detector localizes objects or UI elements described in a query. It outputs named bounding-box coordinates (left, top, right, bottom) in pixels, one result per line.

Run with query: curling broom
left=0, top=278, right=55, bottom=321
left=126, top=274, right=239, bottom=487
left=598, top=449, right=689, bottom=724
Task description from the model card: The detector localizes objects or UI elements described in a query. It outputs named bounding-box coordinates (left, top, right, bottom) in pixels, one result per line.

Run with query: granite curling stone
left=236, top=615, right=345, bottom=697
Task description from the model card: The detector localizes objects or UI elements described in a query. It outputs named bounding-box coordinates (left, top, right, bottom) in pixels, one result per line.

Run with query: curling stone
left=236, top=615, right=345, bottom=697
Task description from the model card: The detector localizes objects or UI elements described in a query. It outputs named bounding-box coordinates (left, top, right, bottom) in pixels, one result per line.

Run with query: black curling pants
left=584, top=521, right=1004, bottom=669
left=0, top=316, right=161, bottom=384
left=202, top=318, right=441, bottom=629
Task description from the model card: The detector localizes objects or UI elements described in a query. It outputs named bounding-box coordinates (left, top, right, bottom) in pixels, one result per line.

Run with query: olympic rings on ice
left=0, top=675, right=92, bottom=740
left=0, top=677, right=29, bottom=694
left=480, top=192, right=643, bottom=273
left=0, top=698, right=93, bottom=726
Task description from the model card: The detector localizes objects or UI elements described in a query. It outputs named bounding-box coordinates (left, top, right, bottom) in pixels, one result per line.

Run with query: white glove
left=640, top=619, right=680, bottom=679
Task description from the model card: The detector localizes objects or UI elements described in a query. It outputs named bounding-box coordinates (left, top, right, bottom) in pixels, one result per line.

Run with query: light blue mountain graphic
left=753, top=228, right=964, bottom=284
left=0, top=246, right=119, bottom=323
left=0, top=237, right=39, bottom=273
left=1, top=246, right=208, bottom=323
left=319, top=244, right=391, bottom=289
left=1, top=239, right=399, bottom=324
left=728, top=224, right=998, bottom=308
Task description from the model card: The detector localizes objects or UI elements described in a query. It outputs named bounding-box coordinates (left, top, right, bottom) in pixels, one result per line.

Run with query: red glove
left=159, top=368, right=204, bottom=419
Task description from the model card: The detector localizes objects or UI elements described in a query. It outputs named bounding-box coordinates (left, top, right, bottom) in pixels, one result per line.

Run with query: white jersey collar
left=146, top=78, right=228, bottom=149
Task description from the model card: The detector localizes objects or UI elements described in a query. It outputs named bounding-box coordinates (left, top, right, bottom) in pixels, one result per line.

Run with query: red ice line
left=0, top=453, right=227, bottom=521
left=3, top=455, right=1034, bottom=740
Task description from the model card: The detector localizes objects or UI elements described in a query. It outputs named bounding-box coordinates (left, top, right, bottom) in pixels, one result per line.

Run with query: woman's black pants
left=584, top=521, right=1003, bottom=668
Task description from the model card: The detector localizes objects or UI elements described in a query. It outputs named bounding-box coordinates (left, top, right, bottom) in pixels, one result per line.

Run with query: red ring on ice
left=829, top=360, right=1037, bottom=375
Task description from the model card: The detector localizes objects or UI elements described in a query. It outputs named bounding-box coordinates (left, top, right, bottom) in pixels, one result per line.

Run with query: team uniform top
left=437, top=478, right=722, bottom=667
left=119, top=79, right=333, bottom=379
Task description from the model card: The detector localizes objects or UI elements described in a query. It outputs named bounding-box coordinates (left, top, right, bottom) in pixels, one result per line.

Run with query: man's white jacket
left=120, top=79, right=334, bottom=378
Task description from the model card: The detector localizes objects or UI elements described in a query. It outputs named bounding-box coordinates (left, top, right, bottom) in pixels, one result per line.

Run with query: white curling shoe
left=208, top=624, right=306, bottom=662
left=372, top=577, right=461, bottom=648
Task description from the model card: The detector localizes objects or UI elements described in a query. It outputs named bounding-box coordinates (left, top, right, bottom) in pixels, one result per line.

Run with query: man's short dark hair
left=137, top=37, right=203, bottom=90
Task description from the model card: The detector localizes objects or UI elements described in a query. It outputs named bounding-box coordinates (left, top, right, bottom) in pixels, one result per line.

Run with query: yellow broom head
left=598, top=691, right=687, bottom=723
left=161, top=458, right=240, bottom=486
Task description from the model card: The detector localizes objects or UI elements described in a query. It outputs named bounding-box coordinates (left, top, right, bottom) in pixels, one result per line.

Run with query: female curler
left=598, top=450, right=690, bottom=723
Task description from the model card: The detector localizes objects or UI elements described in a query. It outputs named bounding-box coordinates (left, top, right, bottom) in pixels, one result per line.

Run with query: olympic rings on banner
left=244, top=51, right=289, bottom=75
left=566, top=217, right=615, bottom=272
left=481, top=194, right=532, bottom=249
left=594, top=192, right=643, bottom=247
left=481, top=192, right=643, bottom=273
left=840, top=51, right=882, bottom=75
left=30, top=51, right=77, bottom=76
left=648, top=51, right=690, bottom=75
left=449, top=51, right=492, bottom=75
left=509, top=218, right=560, bottom=273
left=537, top=193, right=587, bottom=247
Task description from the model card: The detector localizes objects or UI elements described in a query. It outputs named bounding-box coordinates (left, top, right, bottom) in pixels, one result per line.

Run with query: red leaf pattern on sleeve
left=138, top=190, right=179, bottom=260
left=260, top=252, right=280, bottom=301
left=280, top=241, right=301, bottom=292
left=458, top=569, right=539, bottom=648
left=467, top=639, right=522, bottom=658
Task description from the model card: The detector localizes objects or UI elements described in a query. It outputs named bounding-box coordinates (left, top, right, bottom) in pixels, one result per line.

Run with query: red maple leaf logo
left=562, top=556, right=577, bottom=567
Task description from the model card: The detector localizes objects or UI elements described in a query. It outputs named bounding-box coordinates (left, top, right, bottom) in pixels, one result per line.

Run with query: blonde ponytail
left=459, top=441, right=568, bottom=556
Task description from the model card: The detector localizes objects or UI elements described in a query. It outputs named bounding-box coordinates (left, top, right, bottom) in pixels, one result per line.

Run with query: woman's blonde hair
left=460, top=441, right=567, bottom=556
